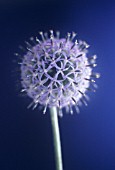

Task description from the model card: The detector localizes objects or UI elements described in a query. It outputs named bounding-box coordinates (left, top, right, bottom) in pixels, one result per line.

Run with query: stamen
left=78, top=90, right=85, bottom=96
left=50, top=30, right=54, bottom=38
left=21, top=89, right=26, bottom=92
left=50, top=36, right=54, bottom=45
left=30, top=37, right=36, bottom=44
left=27, top=101, right=34, bottom=109
left=86, top=87, right=96, bottom=92
left=84, top=42, right=89, bottom=48
left=73, top=82, right=78, bottom=85
left=86, top=63, right=97, bottom=67
left=44, top=32, right=48, bottom=39
left=25, top=41, right=32, bottom=48
left=18, top=62, right=23, bottom=65
left=58, top=109, right=63, bottom=117
left=39, top=32, right=45, bottom=42
left=36, top=37, right=41, bottom=44
left=75, top=105, right=80, bottom=114
left=59, top=42, right=63, bottom=49
left=89, top=55, right=97, bottom=60
left=69, top=104, right=73, bottom=114
left=56, top=31, right=60, bottom=39
left=58, top=100, right=61, bottom=108
left=76, top=54, right=82, bottom=58
left=50, top=30, right=54, bottom=45
left=66, top=32, right=71, bottom=42
left=32, top=103, right=38, bottom=110
left=72, top=97, right=76, bottom=104
left=19, top=45, right=26, bottom=52
left=80, top=98, right=88, bottom=106
left=71, top=40, right=78, bottom=49
left=14, top=53, right=21, bottom=57
left=71, top=32, right=77, bottom=41
left=27, top=47, right=34, bottom=54
left=91, top=73, right=100, bottom=78
left=43, top=104, right=47, bottom=114
left=85, top=78, right=95, bottom=83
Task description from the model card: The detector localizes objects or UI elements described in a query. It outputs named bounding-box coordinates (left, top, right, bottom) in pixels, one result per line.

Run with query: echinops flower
left=18, top=30, right=100, bottom=116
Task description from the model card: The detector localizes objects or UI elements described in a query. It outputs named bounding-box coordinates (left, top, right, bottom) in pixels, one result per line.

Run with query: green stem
left=50, top=107, right=63, bottom=170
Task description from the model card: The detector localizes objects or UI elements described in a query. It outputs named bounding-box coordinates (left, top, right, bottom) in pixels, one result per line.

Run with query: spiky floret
left=19, top=30, right=100, bottom=115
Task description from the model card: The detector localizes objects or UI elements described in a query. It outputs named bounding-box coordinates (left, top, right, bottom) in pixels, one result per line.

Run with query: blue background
left=0, top=0, right=115, bottom=169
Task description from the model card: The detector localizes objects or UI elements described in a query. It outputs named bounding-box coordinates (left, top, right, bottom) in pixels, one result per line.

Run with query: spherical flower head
left=20, top=31, right=100, bottom=115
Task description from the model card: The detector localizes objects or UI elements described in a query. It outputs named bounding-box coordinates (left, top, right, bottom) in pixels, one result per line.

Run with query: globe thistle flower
left=16, top=30, right=100, bottom=170
left=18, top=30, right=100, bottom=116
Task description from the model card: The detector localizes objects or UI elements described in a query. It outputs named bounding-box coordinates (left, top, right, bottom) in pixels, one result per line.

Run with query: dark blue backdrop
left=0, top=0, right=115, bottom=170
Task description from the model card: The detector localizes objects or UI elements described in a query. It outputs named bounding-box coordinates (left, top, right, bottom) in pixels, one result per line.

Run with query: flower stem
left=50, top=107, right=63, bottom=170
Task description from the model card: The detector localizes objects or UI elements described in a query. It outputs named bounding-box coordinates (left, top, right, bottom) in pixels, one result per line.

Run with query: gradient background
left=0, top=0, right=115, bottom=170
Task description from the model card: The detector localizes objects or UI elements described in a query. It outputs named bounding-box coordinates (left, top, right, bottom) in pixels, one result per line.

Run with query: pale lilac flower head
left=19, top=30, right=100, bottom=115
